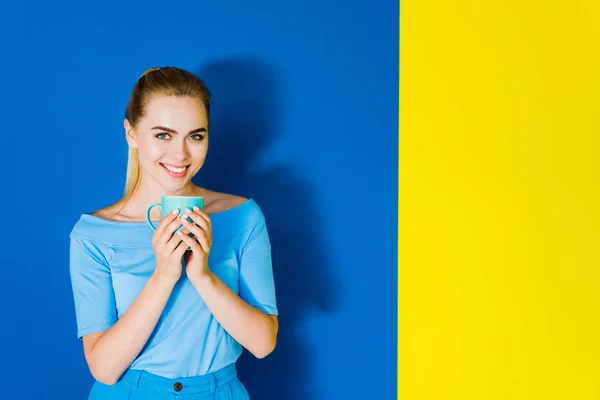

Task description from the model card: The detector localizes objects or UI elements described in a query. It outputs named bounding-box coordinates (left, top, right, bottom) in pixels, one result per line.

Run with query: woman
left=69, top=66, right=278, bottom=400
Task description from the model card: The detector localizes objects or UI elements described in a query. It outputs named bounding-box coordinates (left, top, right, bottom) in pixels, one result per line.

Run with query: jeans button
left=174, top=382, right=183, bottom=392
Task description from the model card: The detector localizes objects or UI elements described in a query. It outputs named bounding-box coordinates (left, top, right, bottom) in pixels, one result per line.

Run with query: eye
left=155, top=133, right=171, bottom=140
left=189, top=134, right=204, bottom=141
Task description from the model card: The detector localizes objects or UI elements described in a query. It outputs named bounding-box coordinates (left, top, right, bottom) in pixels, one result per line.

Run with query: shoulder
left=203, top=190, right=250, bottom=215
left=70, top=202, right=120, bottom=239
left=69, top=217, right=114, bottom=266
left=89, top=202, right=128, bottom=222
left=202, top=191, right=267, bottom=238
left=69, top=215, right=107, bottom=245
left=91, top=208, right=116, bottom=221
left=206, top=191, right=265, bottom=224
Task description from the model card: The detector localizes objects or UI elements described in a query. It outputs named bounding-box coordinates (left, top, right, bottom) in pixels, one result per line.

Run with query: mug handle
left=146, top=203, right=162, bottom=231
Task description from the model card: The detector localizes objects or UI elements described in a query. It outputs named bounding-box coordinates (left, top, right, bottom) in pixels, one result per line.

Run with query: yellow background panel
left=399, top=1, right=600, bottom=399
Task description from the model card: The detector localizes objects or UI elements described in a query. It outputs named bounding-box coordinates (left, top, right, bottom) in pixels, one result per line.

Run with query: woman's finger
left=181, top=219, right=211, bottom=252
left=157, top=218, right=185, bottom=247
left=183, top=209, right=210, bottom=233
left=162, top=230, right=187, bottom=257
left=173, top=233, right=193, bottom=258
left=154, top=208, right=180, bottom=237
left=176, top=233, right=204, bottom=256
left=192, top=206, right=212, bottom=227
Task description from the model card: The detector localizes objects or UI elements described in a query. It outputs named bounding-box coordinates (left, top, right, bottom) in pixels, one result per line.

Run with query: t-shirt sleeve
left=239, top=219, right=278, bottom=316
left=69, top=235, right=117, bottom=338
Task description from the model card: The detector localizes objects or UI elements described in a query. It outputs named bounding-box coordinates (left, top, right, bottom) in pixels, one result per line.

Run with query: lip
left=160, top=163, right=190, bottom=178
left=161, top=163, right=189, bottom=168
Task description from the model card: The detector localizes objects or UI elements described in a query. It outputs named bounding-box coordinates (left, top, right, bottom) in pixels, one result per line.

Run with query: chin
left=162, top=181, right=191, bottom=193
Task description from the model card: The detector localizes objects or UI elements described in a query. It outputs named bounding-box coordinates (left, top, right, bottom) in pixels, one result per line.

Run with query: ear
left=124, top=119, right=138, bottom=148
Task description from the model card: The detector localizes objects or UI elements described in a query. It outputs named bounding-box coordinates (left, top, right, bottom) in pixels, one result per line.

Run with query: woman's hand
left=178, top=206, right=213, bottom=280
left=151, top=208, right=187, bottom=284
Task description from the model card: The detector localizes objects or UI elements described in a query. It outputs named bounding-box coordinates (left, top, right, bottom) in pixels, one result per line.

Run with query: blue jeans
left=89, top=363, right=250, bottom=399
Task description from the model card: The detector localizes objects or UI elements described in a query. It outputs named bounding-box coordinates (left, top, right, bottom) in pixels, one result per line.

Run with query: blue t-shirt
left=69, top=198, right=278, bottom=379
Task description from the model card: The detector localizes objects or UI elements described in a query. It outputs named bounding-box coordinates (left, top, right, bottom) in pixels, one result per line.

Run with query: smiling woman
left=124, top=94, right=209, bottom=194
left=68, top=66, right=278, bottom=400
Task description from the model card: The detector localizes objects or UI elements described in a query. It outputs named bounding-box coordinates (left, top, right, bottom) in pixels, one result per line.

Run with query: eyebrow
left=151, top=126, right=207, bottom=134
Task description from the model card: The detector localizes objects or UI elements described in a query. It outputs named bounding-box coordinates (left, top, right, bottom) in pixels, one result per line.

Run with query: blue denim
left=88, top=363, right=250, bottom=400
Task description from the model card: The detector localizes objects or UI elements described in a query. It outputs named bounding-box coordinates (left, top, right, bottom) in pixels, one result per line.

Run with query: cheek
left=190, top=143, right=208, bottom=161
left=138, top=139, right=167, bottom=163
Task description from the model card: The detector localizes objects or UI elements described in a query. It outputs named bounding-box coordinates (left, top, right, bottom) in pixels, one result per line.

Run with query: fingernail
left=171, top=208, right=179, bottom=215
left=193, top=206, right=200, bottom=211
left=181, top=217, right=188, bottom=223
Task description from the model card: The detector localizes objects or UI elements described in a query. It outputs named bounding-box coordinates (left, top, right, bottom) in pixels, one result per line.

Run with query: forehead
left=141, top=95, right=208, bottom=128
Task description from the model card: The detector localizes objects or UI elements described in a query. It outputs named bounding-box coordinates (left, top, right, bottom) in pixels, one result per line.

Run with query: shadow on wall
left=194, top=58, right=340, bottom=400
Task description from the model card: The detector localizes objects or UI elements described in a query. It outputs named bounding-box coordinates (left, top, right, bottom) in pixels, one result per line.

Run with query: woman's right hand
left=151, top=208, right=188, bottom=284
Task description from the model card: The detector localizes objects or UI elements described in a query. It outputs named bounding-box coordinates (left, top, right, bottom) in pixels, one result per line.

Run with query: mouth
left=160, top=163, right=190, bottom=178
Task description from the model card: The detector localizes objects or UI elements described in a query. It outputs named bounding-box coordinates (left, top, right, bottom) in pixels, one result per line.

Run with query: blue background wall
left=0, top=1, right=398, bottom=399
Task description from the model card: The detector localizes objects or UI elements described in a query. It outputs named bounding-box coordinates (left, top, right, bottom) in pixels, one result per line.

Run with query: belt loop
left=209, top=374, right=216, bottom=393
left=133, top=370, right=142, bottom=390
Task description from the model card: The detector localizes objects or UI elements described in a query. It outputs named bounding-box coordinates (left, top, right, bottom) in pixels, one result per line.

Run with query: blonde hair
left=111, top=67, right=212, bottom=214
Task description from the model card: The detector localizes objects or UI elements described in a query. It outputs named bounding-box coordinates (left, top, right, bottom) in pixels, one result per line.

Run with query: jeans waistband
left=119, top=363, right=237, bottom=395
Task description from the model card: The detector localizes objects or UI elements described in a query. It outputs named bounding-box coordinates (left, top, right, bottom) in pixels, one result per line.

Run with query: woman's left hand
left=177, top=206, right=213, bottom=280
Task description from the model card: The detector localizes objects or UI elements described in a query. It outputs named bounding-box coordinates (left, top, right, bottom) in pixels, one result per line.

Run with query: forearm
left=190, top=272, right=278, bottom=358
left=86, top=274, right=175, bottom=384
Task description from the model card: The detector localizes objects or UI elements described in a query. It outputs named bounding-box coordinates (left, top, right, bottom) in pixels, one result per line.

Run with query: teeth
left=163, top=164, right=187, bottom=173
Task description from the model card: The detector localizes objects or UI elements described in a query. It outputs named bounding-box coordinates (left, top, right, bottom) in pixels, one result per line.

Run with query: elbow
left=83, top=333, right=120, bottom=386
left=88, top=363, right=120, bottom=386
left=91, top=370, right=119, bottom=386
left=251, top=323, right=278, bottom=359
left=252, top=338, right=277, bottom=359
left=97, top=376, right=119, bottom=386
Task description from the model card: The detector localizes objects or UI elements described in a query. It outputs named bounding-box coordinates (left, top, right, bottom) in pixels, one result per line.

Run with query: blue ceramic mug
left=146, top=196, right=205, bottom=232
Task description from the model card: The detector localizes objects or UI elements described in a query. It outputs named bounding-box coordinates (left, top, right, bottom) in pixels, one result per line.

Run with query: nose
left=169, top=138, right=190, bottom=161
